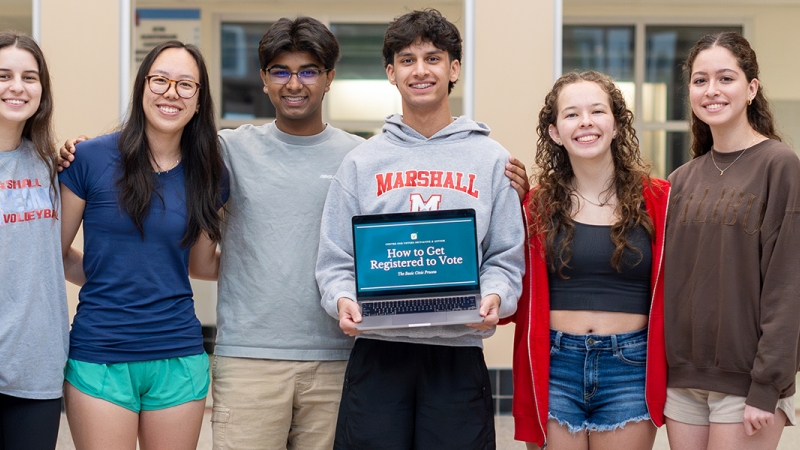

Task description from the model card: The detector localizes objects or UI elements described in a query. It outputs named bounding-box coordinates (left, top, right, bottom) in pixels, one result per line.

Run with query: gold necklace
left=154, top=158, right=180, bottom=174
left=573, top=187, right=615, bottom=207
left=710, top=136, right=759, bottom=176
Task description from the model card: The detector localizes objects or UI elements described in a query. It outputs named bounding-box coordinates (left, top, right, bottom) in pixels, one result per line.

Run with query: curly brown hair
left=683, top=32, right=780, bottom=158
left=528, top=71, right=654, bottom=276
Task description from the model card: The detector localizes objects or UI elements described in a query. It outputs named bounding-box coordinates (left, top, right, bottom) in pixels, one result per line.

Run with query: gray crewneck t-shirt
left=0, top=139, right=69, bottom=399
left=215, top=122, right=363, bottom=360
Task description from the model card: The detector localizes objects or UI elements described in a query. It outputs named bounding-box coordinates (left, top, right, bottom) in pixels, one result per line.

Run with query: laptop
left=351, top=208, right=483, bottom=330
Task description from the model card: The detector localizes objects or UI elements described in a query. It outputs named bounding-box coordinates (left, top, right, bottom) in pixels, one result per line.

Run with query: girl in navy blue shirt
left=59, top=41, right=227, bottom=449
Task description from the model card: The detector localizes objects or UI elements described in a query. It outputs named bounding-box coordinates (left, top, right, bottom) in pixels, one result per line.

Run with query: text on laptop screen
left=353, top=217, right=479, bottom=294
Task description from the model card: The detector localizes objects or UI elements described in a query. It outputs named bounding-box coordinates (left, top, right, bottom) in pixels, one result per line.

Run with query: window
left=327, top=23, right=401, bottom=124
left=564, top=24, right=743, bottom=177
left=330, top=23, right=387, bottom=80
left=218, top=20, right=398, bottom=129
left=0, top=0, right=32, bottom=36
left=220, top=22, right=274, bottom=120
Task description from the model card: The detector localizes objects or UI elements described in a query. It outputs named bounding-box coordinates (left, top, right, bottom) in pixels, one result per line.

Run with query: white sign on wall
left=134, top=8, right=200, bottom=66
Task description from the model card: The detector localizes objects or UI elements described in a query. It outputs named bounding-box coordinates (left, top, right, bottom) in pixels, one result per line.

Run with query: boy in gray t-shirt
left=191, top=17, right=362, bottom=449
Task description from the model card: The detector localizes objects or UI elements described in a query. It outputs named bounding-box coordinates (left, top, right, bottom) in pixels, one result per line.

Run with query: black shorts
left=0, top=393, right=62, bottom=450
left=334, top=338, right=495, bottom=450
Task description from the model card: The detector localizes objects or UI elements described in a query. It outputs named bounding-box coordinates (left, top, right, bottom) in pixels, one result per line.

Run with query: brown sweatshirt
left=665, top=139, right=800, bottom=413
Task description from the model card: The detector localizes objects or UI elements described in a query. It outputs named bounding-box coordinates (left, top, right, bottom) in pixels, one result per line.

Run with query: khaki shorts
left=210, top=356, right=346, bottom=450
left=665, top=387, right=796, bottom=426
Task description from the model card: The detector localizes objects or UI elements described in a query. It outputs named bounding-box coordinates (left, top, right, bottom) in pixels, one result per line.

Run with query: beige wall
left=40, top=0, right=125, bottom=319
left=473, top=0, right=553, bottom=367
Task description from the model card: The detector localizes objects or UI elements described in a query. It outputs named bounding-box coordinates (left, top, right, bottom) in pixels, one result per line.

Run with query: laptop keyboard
left=361, top=296, right=478, bottom=317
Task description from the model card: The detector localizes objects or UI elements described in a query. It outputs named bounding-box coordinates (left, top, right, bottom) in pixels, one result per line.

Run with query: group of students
left=1, top=7, right=799, bottom=450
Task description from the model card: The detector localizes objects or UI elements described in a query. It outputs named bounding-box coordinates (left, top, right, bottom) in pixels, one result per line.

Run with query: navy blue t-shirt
left=59, top=132, right=229, bottom=364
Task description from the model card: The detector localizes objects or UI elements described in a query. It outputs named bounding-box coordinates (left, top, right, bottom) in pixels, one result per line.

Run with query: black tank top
left=549, top=222, right=652, bottom=315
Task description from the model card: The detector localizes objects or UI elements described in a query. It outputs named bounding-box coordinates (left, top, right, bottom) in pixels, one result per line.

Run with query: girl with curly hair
left=507, top=71, right=670, bottom=450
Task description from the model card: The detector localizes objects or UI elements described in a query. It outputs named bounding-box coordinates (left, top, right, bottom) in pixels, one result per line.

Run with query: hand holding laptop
left=337, top=290, right=501, bottom=335
left=466, top=294, right=501, bottom=331
left=337, top=298, right=363, bottom=336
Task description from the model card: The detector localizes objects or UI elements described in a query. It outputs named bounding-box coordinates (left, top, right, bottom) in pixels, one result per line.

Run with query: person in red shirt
left=507, top=70, right=669, bottom=450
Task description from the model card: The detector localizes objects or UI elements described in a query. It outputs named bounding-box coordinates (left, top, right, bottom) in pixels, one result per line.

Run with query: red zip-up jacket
left=505, top=178, right=670, bottom=447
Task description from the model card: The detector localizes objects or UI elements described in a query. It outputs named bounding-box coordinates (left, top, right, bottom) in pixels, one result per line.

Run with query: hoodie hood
left=381, top=114, right=491, bottom=146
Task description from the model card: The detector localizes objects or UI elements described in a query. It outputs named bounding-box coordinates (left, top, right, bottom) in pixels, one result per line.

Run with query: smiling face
left=142, top=47, right=200, bottom=142
left=386, top=39, right=459, bottom=114
left=260, top=51, right=333, bottom=135
left=0, top=45, right=42, bottom=134
left=548, top=80, right=617, bottom=166
left=689, top=45, right=758, bottom=132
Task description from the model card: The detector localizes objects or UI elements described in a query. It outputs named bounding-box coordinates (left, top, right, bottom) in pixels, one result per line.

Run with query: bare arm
left=60, top=183, right=86, bottom=286
left=189, top=230, right=221, bottom=281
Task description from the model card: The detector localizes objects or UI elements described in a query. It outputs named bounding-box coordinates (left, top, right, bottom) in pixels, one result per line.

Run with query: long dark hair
left=118, top=40, right=224, bottom=246
left=0, top=32, right=57, bottom=201
left=683, top=31, right=780, bottom=158
left=529, top=71, right=654, bottom=275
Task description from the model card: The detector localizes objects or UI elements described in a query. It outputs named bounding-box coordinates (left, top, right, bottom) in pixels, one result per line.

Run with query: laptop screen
left=352, top=209, right=480, bottom=299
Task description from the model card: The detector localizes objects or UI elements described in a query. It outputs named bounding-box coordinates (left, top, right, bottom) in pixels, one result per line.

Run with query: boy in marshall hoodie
left=316, top=9, right=525, bottom=450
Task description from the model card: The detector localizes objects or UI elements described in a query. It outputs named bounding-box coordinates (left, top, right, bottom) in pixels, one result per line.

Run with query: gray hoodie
left=316, top=114, right=525, bottom=348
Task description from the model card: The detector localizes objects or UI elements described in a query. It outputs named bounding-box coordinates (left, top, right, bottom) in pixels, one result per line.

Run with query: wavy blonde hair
left=528, top=71, right=654, bottom=276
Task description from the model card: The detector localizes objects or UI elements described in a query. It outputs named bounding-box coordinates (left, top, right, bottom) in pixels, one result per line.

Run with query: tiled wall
left=488, top=368, right=514, bottom=416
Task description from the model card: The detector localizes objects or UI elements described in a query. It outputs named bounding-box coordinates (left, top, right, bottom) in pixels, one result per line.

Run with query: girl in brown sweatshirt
left=664, top=31, right=800, bottom=450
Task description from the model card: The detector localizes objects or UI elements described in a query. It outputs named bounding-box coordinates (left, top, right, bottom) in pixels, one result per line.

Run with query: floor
left=55, top=410, right=800, bottom=449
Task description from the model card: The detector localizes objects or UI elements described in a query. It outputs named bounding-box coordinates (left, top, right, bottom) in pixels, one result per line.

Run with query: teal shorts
left=64, top=353, right=210, bottom=413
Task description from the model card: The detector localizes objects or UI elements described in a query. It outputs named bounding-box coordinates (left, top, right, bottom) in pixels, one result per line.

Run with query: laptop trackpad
left=392, top=312, right=446, bottom=327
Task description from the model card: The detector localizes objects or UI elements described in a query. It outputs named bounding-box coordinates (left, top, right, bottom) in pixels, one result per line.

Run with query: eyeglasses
left=263, top=67, right=330, bottom=85
left=145, top=75, right=201, bottom=99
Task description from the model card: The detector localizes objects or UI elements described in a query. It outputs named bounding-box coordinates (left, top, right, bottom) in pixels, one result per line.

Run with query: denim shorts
left=548, top=327, right=651, bottom=433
